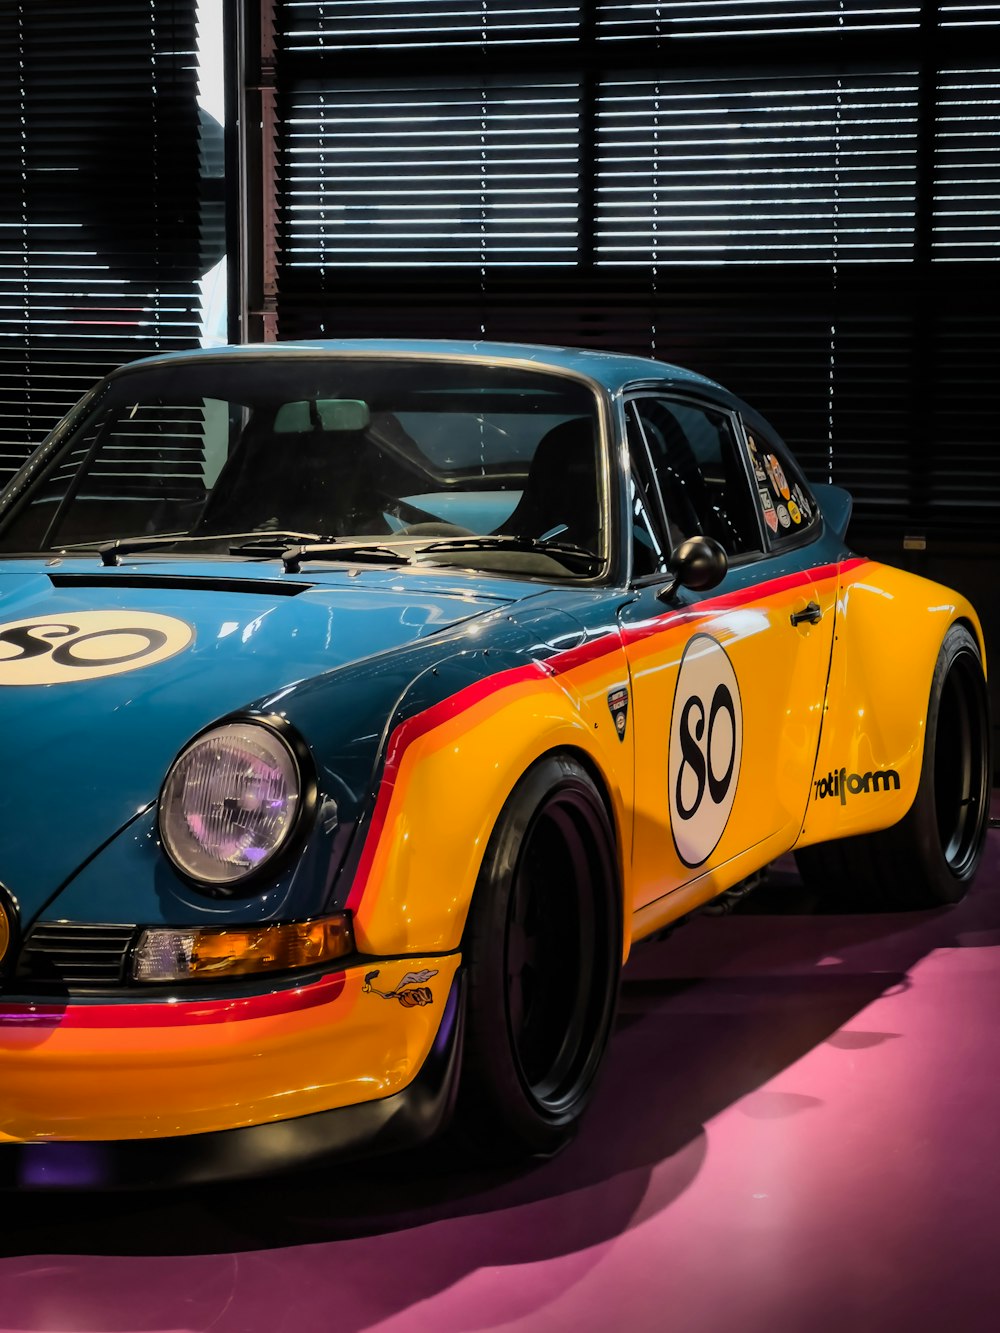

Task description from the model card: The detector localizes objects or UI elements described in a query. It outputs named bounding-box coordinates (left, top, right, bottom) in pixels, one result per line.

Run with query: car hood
left=0, top=559, right=518, bottom=919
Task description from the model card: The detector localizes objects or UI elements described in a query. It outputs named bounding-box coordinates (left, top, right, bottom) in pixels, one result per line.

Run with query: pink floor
left=3, top=808, right=1000, bottom=1332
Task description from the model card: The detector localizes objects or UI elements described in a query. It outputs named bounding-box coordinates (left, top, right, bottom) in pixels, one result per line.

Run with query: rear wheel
left=457, top=754, right=621, bottom=1158
left=796, top=623, right=991, bottom=909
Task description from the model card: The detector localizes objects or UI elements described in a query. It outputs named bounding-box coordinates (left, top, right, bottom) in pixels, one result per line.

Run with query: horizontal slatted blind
left=596, top=73, right=919, bottom=264
left=933, top=68, right=1000, bottom=260
left=596, top=1, right=921, bottom=40
left=281, top=1, right=582, bottom=49
left=273, top=1, right=1000, bottom=540
left=930, top=304, right=1000, bottom=518
left=938, top=2, right=1000, bottom=24
left=282, top=81, right=581, bottom=266
left=87, top=404, right=210, bottom=500
left=0, top=0, right=203, bottom=489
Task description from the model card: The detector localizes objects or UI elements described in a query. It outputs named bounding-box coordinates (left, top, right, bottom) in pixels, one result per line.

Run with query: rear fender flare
left=797, top=563, right=986, bottom=848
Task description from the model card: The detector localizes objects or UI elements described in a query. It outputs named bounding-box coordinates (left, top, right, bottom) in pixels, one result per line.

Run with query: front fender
left=342, top=627, right=635, bottom=958
left=796, top=561, right=986, bottom=848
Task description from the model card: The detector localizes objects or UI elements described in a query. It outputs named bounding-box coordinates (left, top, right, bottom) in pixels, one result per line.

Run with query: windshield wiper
left=280, top=542, right=413, bottom=574
left=416, top=533, right=602, bottom=573
left=96, top=531, right=323, bottom=566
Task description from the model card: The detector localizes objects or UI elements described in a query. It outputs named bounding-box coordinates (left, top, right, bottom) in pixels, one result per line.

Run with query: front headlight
left=159, top=719, right=309, bottom=887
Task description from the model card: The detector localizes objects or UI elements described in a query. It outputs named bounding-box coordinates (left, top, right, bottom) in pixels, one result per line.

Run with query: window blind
left=938, top=2, right=1000, bottom=25
left=282, top=80, right=581, bottom=267
left=0, top=0, right=203, bottom=489
left=281, top=1, right=581, bottom=50
left=595, top=73, right=919, bottom=264
left=933, top=68, right=1000, bottom=260
left=271, top=1, right=1000, bottom=540
left=596, top=1, right=921, bottom=41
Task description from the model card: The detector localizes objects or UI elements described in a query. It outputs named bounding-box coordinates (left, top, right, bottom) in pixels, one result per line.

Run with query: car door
left=616, top=390, right=837, bottom=923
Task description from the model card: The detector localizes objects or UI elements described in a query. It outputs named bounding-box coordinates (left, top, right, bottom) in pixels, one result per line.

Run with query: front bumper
left=0, top=956, right=463, bottom=1188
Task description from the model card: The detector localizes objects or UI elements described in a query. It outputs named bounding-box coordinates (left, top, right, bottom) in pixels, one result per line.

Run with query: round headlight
left=159, top=720, right=305, bottom=886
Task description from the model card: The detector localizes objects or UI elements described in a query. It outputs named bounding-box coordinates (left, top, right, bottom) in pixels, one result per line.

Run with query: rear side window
left=742, top=421, right=819, bottom=544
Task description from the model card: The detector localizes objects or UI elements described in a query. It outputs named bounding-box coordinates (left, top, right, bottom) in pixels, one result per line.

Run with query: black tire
left=796, top=623, right=991, bottom=909
left=457, top=753, right=622, bottom=1158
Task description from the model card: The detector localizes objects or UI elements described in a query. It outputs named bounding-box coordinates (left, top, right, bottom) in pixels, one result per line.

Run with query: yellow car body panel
left=347, top=645, right=635, bottom=957
left=344, top=555, right=987, bottom=970
left=0, top=954, right=459, bottom=1142
left=797, top=561, right=986, bottom=847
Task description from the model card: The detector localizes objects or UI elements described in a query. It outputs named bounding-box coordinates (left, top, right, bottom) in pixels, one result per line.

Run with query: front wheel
left=797, top=623, right=991, bottom=909
left=457, top=754, right=622, bottom=1158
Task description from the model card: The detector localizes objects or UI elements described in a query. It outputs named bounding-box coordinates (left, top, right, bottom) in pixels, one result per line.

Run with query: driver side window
left=632, top=397, right=762, bottom=558
left=625, top=402, right=675, bottom=576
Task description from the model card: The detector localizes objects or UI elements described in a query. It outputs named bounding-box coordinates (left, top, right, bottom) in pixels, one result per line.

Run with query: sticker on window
left=758, top=488, right=778, bottom=534
left=792, top=483, right=813, bottom=523
left=747, top=433, right=767, bottom=484
left=765, top=453, right=791, bottom=501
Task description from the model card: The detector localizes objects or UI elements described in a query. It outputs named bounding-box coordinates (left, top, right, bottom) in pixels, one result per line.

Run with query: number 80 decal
left=668, top=633, right=743, bottom=868
left=0, top=611, right=193, bottom=686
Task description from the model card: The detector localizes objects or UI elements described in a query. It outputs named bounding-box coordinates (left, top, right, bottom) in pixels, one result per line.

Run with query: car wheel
left=796, top=623, right=991, bottom=909
left=457, top=753, right=622, bottom=1158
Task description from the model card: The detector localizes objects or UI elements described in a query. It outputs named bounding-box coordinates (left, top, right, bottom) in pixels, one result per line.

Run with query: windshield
left=0, top=356, right=606, bottom=580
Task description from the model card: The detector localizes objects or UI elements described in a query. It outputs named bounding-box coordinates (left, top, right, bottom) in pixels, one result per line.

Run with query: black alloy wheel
left=458, top=753, right=621, bottom=1158
left=932, top=639, right=991, bottom=878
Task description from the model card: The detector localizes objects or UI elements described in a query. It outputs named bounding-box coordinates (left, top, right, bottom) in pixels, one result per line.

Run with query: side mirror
left=655, top=535, right=728, bottom=603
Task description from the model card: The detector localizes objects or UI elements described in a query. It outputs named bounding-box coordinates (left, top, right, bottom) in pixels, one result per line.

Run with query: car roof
left=115, top=338, right=734, bottom=402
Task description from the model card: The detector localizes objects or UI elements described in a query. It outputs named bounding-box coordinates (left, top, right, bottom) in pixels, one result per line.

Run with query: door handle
left=790, top=600, right=822, bottom=627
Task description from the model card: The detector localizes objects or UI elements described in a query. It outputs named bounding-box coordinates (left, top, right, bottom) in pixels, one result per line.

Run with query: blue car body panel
left=0, top=558, right=526, bottom=921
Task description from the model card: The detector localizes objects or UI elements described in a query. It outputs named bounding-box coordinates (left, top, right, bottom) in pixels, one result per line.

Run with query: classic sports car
left=0, top=339, right=991, bottom=1188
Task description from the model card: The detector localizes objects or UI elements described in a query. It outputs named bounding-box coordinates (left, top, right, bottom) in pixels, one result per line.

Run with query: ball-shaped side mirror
left=655, top=535, right=728, bottom=603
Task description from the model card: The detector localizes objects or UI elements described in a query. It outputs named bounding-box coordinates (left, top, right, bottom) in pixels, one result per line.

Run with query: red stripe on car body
left=345, top=558, right=867, bottom=910
left=0, top=969, right=347, bottom=1030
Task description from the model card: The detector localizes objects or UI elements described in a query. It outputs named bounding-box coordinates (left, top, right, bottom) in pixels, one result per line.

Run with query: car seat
left=498, top=418, right=600, bottom=550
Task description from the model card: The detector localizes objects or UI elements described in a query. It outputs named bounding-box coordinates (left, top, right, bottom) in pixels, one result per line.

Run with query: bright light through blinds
left=0, top=1, right=203, bottom=489
left=197, top=0, right=227, bottom=345
left=271, top=2, right=1000, bottom=538
left=282, top=82, right=582, bottom=265
left=596, top=1, right=921, bottom=39
left=939, top=2, right=1000, bottom=24
left=282, top=1, right=581, bottom=49
left=933, top=69, right=1000, bottom=259
left=596, top=75, right=919, bottom=264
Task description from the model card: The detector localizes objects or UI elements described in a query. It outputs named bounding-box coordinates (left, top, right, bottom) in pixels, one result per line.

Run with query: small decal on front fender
left=363, top=968, right=438, bottom=1007
left=607, top=686, right=629, bottom=741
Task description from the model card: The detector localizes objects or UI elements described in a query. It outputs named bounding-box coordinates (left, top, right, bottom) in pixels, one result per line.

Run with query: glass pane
left=634, top=398, right=760, bottom=556
left=0, top=356, right=604, bottom=580
left=744, top=423, right=820, bottom=542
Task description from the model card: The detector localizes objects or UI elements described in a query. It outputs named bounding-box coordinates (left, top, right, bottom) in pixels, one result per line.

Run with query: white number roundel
left=668, top=633, right=743, bottom=868
left=0, top=611, right=193, bottom=686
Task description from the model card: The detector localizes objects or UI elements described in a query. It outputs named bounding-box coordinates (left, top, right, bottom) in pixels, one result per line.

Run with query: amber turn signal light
left=131, top=914, right=354, bottom=983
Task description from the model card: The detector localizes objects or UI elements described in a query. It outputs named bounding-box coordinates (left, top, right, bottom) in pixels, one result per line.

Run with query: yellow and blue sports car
left=0, top=340, right=990, bottom=1187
